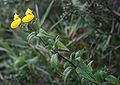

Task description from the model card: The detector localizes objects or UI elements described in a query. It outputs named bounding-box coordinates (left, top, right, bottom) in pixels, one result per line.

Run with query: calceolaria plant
left=0, top=0, right=119, bottom=85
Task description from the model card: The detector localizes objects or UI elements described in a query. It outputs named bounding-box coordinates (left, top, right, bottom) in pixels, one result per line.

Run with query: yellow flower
left=22, top=8, right=34, bottom=23
left=10, top=14, right=21, bottom=29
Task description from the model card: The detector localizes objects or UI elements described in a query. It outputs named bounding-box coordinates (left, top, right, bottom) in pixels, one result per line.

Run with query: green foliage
left=53, top=37, right=69, bottom=51
left=50, top=53, right=59, bottom=69
left=0, top=0, right=120, bottom=85
left=105, top=75, right=120, bottom=85
left=76, top=63, right=98, bottom=84
left=63, top=66, right=72, bottom=84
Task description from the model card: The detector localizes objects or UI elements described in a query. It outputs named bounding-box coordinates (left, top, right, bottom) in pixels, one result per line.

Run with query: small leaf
left=64, top=62, right=71, bottom=69
left=0, top=47, right=7, bottom=51
left=94, top=69, right=108, bottom=82
left=75, top=50, right=85, bottom=62
left=27, top=57, right=38, bottom=64
left=53, top=39, right=69, bottom=51
left=50, top=53, right=59, bottom=68
left=14, top=57, right=26, bottom=70
left=37, top=28, right=51, bottom=38
left=21, top=23, right=28, bottom=30
left=27, top=32, right=36, bottom=42
left=63, top=66, right=72, bottom=84
left=70, top=52, right=75, bottom=61
left=75, top=51, right=81, bottom=62
left=87, top=60, right=93, bottom=72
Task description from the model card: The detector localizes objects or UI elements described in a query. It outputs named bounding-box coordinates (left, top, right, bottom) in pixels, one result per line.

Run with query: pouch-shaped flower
left=11, top=14, right=21, bottom=29
left=22, top=8, right=34, bottom=23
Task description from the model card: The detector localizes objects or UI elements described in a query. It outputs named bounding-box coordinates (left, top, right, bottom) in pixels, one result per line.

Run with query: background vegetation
left=0, top=0, right=120, bottom=85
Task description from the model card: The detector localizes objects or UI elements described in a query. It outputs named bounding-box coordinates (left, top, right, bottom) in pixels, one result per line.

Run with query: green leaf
left=37, top=28, right=52, bottom=38
left=27, top=57, right=38, bottom=64
left=50, top=53, right=59, bottom=68
left=81, top=78, right=91, bottom=85
left=27, top=32, right=37, bottom=44
left=14, top=57, right=26, bottom=70
left=21, top=23, right=28, bottom=30
left=0, top=47, right=7, bottom=51
left=63, top=66, right=72, bottom=85
left=70, top=52, right=75, bottom=61
left=53, top=39, right=69, bottom=51
left=64, top=62, right=71, bottom=69
left=105, top=75, right=120, bottom=85
left=75, top=49, right=85, bottom=62
left=27, top=32, right=36, bottom=42
left=87, top=60, right=93, bottom=72
left=76, top=63, right=98, bottom=84
left=75, top=51, right=81, bottom=62
left=94, top=69, right=108, bottom=82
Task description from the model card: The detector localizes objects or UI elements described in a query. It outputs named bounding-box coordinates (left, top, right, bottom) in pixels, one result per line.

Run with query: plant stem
left=56, top=51, right=77, bottom=69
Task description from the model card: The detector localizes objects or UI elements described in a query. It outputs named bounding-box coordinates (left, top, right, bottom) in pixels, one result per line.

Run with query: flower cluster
left=10, top=8, right=34, bottom=29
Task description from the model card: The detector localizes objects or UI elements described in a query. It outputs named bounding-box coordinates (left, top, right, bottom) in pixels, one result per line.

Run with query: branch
left=56, top=51, right=77, bottom=69
left=98, top=31, right=120, bottom=37
left=106, top=6, right=120, bottom=18
left=86, top=21, right=120, bottom=37
left=105, top=1, right=120, bottom=18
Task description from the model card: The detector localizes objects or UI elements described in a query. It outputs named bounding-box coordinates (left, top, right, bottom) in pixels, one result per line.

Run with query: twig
left=0, top=73, right=9, bottom=85
left=50, top=18, right=63, bottom=30
left=115, top=45, right=120, bottom=50
left=108, top=45, right=120, bottom=50
left=105, top=1, right=120, bottom=18
left=98, top=31, right=120, bottom=37
left=86, top=21, right=120, bottom=37
left=106, top=5, right=120, bottom=18
left=102, top=19, right=115, bottom=51
left=56, top=51, right=77, bottom=69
